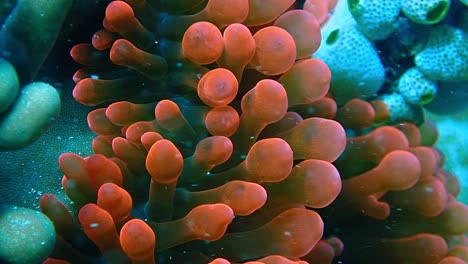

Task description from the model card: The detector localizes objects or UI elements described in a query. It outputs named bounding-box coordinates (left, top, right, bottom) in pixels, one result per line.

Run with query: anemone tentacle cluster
left=35, top=0, right=468, bottom=263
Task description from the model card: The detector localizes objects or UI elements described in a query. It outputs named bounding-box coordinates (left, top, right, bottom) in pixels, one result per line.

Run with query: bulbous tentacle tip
left=182, top=21, right=224, bottom=65
left=146, top=139, right=184, bottom=184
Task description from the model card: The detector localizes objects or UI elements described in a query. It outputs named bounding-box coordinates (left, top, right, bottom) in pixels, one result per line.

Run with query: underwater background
left=0, top=0, right=467, bottom=263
